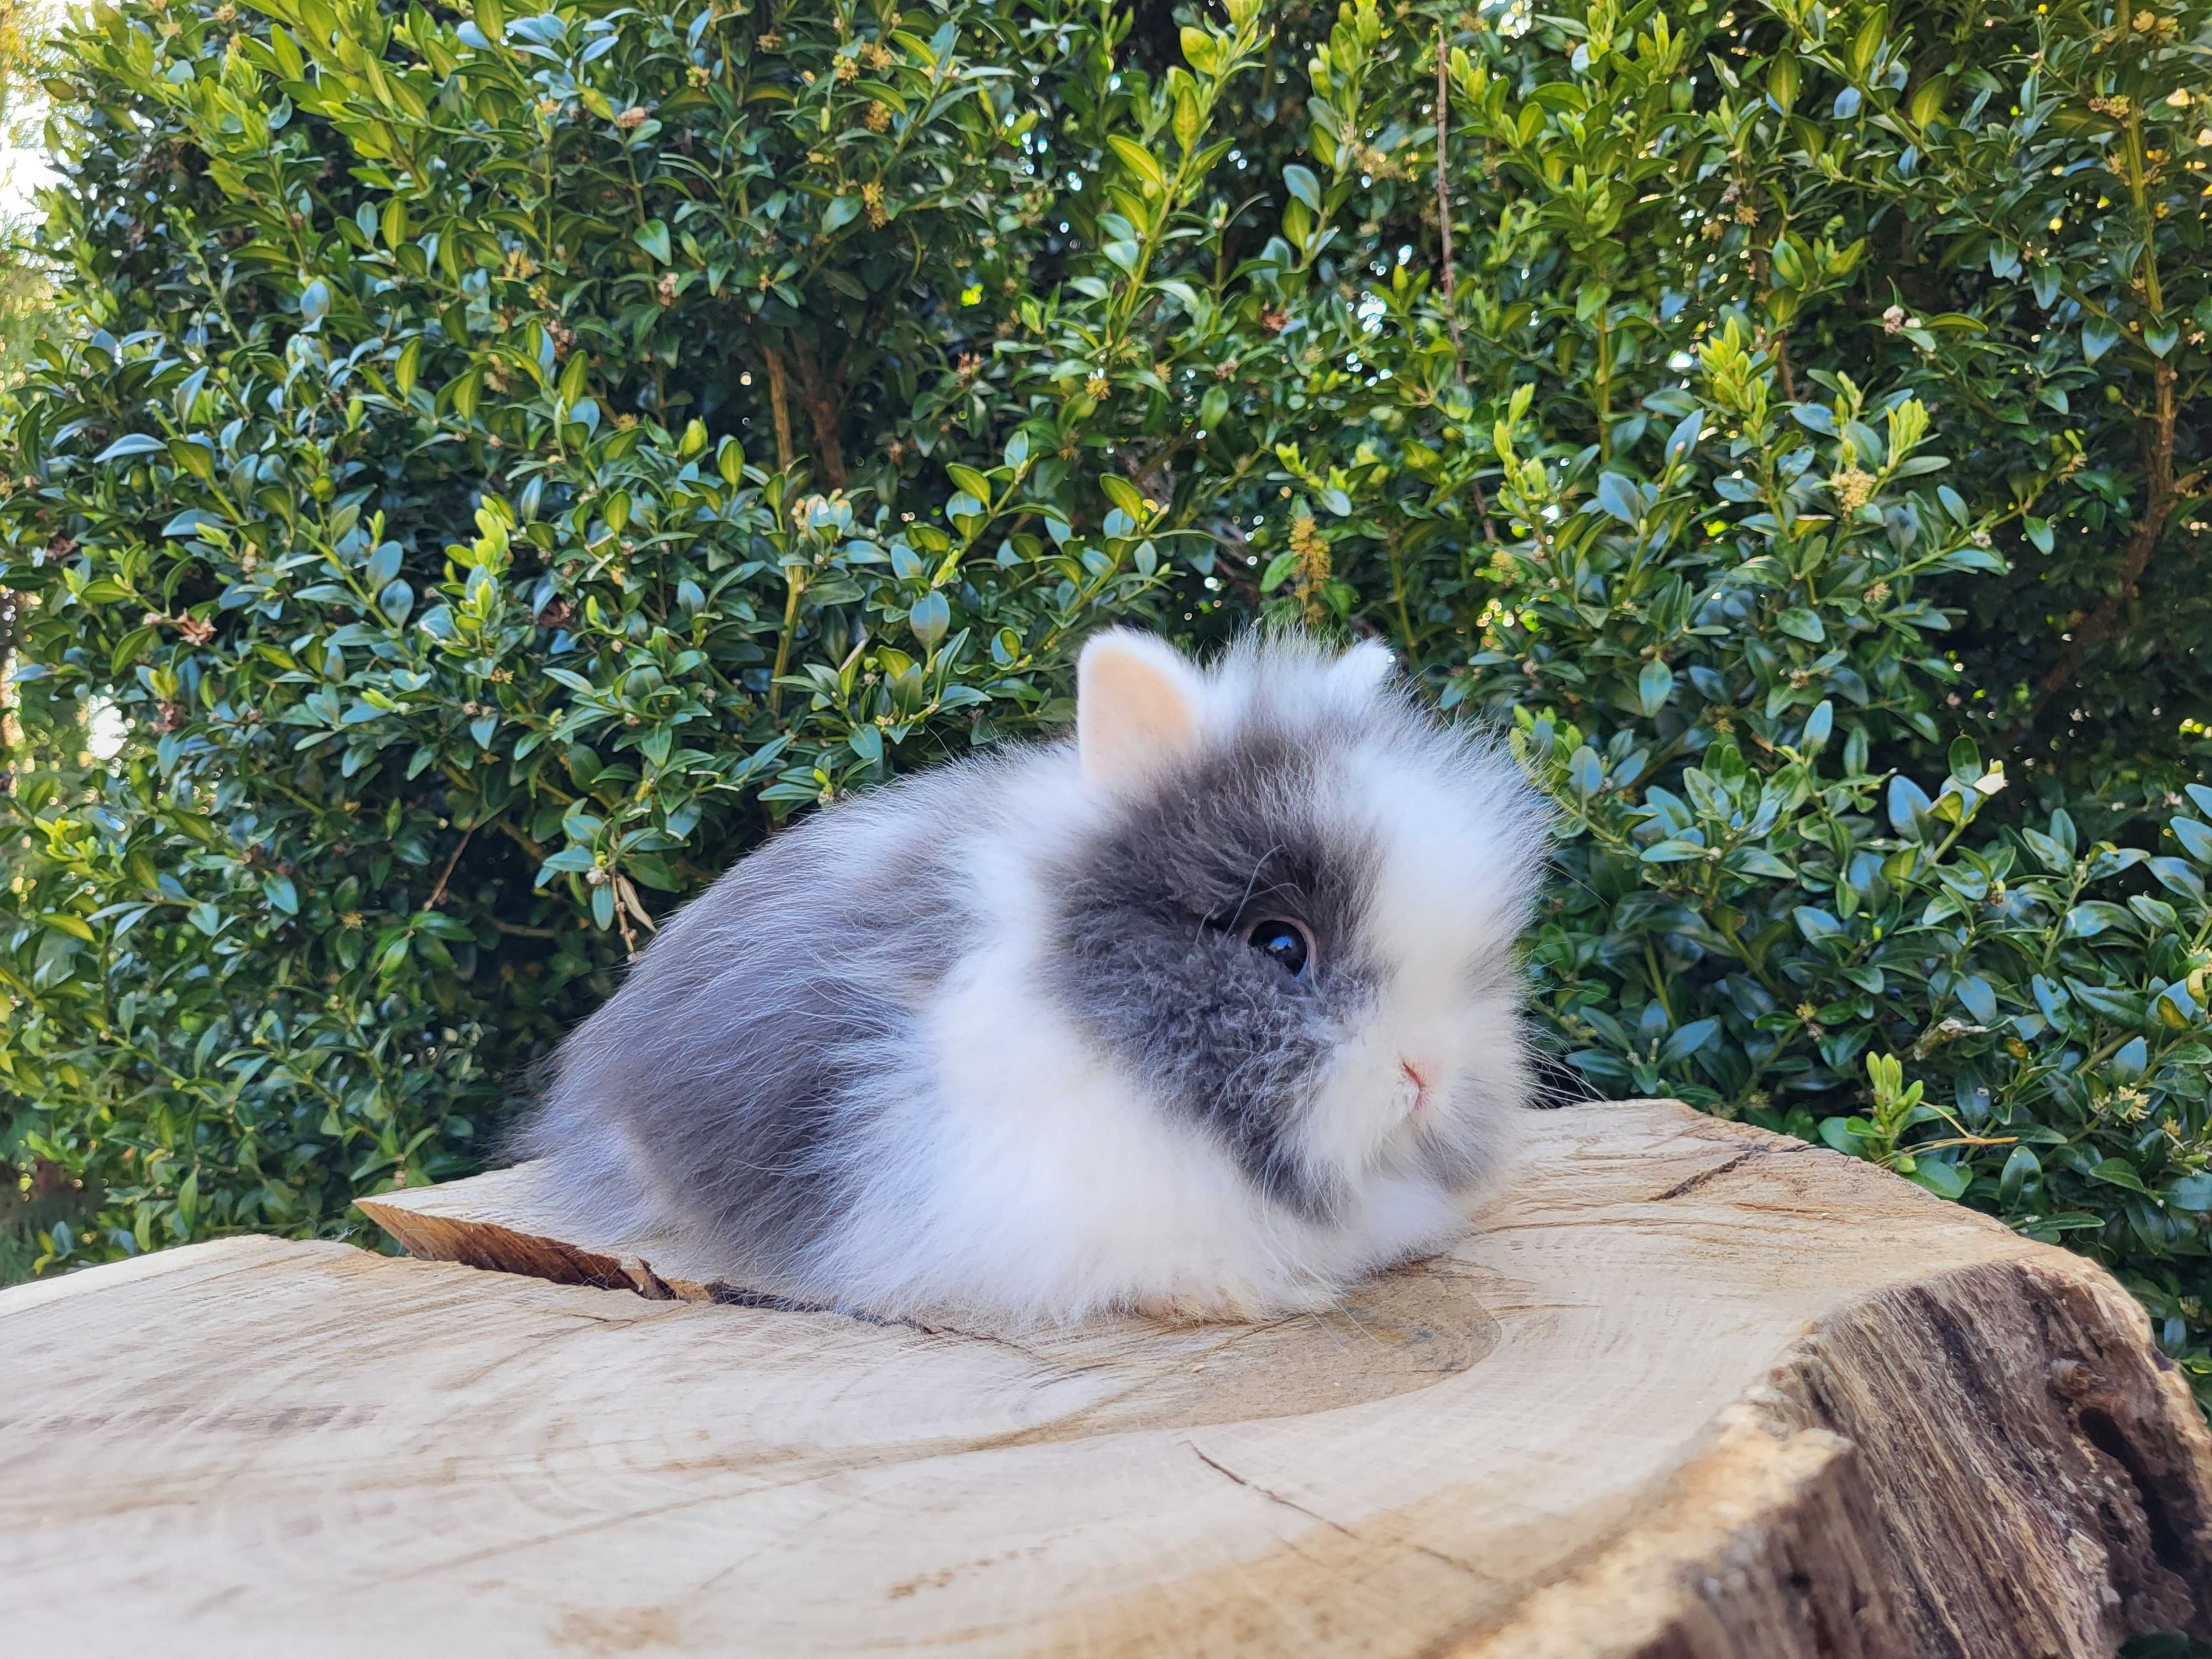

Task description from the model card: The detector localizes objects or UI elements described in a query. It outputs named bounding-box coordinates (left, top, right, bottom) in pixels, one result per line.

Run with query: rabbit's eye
left=1245, top=917, right=1312, bottom=978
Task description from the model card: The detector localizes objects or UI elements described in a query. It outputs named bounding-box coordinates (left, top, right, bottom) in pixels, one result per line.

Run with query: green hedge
left=2, top=0, right=2209, bottom=1398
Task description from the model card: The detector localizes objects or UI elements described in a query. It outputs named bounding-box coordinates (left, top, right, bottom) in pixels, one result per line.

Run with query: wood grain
left=5, top=1098, right=2208, bottom=1657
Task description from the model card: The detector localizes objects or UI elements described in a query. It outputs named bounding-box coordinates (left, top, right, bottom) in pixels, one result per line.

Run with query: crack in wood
left=1648, top=1141, right=1819, bottom=1203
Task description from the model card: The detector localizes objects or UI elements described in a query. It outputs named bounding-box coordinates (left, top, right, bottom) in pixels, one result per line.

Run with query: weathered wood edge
left=353, top=1164, right=799, bottom=1307
left=1454, top=1252, right=2212, bottom=1657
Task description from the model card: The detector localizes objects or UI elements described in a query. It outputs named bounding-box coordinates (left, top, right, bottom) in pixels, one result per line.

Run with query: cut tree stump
left=6, top=1099, right=2210, bottom=1658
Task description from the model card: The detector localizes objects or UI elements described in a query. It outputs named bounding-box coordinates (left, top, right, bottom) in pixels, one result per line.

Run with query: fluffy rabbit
left=515, top=629, right=1550, bottom=1325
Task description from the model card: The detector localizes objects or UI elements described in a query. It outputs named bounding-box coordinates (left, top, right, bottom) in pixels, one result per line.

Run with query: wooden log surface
left=5, top=1098, right=2210, bottom=1657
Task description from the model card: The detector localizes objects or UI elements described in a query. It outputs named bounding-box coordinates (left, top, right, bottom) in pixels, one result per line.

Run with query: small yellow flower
left=864, top=100, right=891, bottom=132
left=687, top=65, right=711, bottom=88
left=863, top=41, right=895, bottom=70
left=1829, top=466, right=1877, bottom=513
left=1084, top=371, right=1109, bottom=399
left=1288, top=512, right=1332, bottom=620
left=614, top=106, right=649, bottom=131
left=862, top=180, right=886, bottom=227
left=835, top=56, right=859, bottom=82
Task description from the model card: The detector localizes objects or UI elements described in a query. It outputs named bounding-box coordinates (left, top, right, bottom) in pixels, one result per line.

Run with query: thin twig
left=2018, top=363, right=2198, bottom=738
left=425, top=823, right=475, bottom=910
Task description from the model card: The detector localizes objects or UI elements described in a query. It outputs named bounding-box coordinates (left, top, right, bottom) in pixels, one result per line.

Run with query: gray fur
left=1047, top=713, right=1381, bottom=1221
left=512, top=768, right=982, bottom=1279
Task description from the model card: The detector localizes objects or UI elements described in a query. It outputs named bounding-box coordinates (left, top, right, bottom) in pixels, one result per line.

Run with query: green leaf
left=2088, top=1159, right=2151, bottom=1196
left=1595, top=472, right=1640, bottom=524
left=947, top=464, right=995, bottom=505
left=2148, top=858, right=2206, bottom=903
left=1954, top=975, right=1997, bottom=1025
left=2171, top=818, right=2212, bottom=867
left=1819, top=1116, right=1870, bottom=1157
left=1099, top=474, right=1149, bottom=521
left=1107, top=137, right=1167, bottom=192
left=1658, top=1018, right=1719, bottom=1065
left=1998, top=1146, right=2039, bottom=1206
left=1568, top=746, right=1603, bottom=798
left=1907, top=1159, right=1969, bottom=1201
left=94, top=434, right=166, bottom=462
left=1776, top=608, right=1825, bottom=643
left=1793, top=906, right=1844, bottom=942
left=2165, top=1175, right=2212, bottom=1213
left=1886, top=775, right=1932, bottom=837
left=909, top=591, right=950, bottom=651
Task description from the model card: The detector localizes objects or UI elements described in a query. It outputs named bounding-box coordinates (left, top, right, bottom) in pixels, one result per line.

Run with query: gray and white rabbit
left=516, top=629, right=1551, bottom=1324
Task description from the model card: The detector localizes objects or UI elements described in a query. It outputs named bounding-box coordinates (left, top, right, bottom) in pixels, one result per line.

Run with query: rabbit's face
left=1049, top=632, right=1547, bottom=1220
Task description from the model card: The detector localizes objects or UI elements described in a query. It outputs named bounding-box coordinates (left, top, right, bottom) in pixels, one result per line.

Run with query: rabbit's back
left=517, top=761, right=1001, bottom=1280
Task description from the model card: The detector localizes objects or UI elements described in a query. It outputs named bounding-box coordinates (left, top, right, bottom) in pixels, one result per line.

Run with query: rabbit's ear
left=1329, top=639, right=1396, bottom=701
left=1078, top=629, right=1207, bottom=790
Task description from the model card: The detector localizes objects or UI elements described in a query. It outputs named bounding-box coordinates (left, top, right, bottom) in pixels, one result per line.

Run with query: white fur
left=805, top=640, right=1545, bottom=1326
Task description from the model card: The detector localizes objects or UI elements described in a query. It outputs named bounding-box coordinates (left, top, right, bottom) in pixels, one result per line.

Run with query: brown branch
left=1470, top=474, right=1498, bottom=549
left=1433, top=33, right=1495, bottom=547
left=491, top=817, right=547, bottom=862
left=1434, top=27, right=1465, bottom=380
left=1768, top=328, right=1798, bottom=404
left=787, top=341, right=849, bottom=491
left=1117, top=440, right=1181, bottom=509
left=425, top=823, right=476, bottom=910
left=0, top=588, right=20, bottom=753
left=2020, top=362, right=2190, bottom=736
left=761, top=345, right=797, bottom=474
